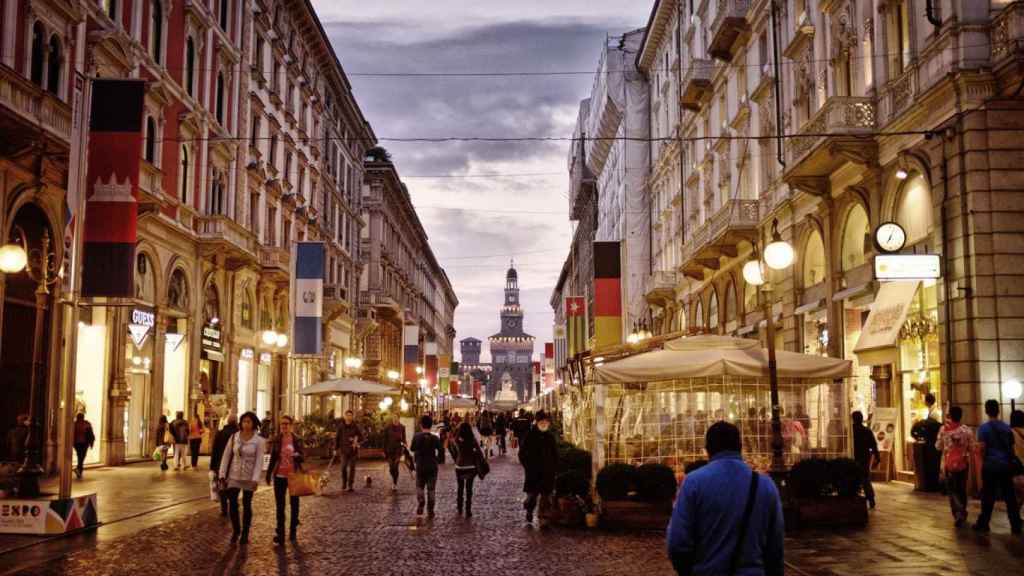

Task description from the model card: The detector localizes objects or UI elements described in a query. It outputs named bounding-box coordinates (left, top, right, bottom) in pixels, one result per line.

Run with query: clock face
left=875, top=222, right=906, bottom=253
left=506, top=319, right=517, bottom=328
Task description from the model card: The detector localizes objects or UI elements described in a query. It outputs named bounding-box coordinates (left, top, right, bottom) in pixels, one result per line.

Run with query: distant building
left=488, top=264, right=535, bottom=403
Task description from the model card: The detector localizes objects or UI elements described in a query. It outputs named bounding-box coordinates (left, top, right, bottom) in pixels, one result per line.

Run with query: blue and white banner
left=293, top=242, right=325, bottom=355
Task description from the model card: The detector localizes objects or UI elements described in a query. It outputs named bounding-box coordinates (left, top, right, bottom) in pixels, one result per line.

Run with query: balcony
left=138, top=161, right=166, bottom=211
left=680, top=59, right=713, bottom=111
left=679, top=199, right=759, bottom=279
left=323, top=283, right=352, bottom=322
left=708, top=0, right=751, bottom=62
left=259, top=245, right=290, bottom=284
left=197, top=215, right=258, bottom=268
left=783, top=96, right=877, bottom=193
left=0, top=65, right=72, bottom=147
left=645, top=270, right=678, bottom=306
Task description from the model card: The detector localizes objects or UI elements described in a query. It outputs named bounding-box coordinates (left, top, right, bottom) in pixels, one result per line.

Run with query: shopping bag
left=288, top=472, right=318, bottom=497
left=163, top=430, right=174, bottom=445
left=152, top=447, right=164, bottom=462
left=402, top=446, right=416, bottom=473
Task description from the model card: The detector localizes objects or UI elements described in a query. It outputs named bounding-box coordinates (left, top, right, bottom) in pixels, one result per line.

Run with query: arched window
left=241, top=289, right=254, bottom=330
left=102, top=0, right=118, bottom=20
left=215, top=72, right=225, bottom=124
left=895, top=173, right=933, bottom=246
left=30, top=23, right=45, bottom=86
left=219, top=0, right=229, bottom=32
left=150, top=0, right=163, bottom=64
left=260, top=296, right=272, bottom=330
left=204, top=283, right=220, bottom=324
left=841, top=204, right=869, bottom=271
left=46, top=35, right=61, bottom=96
left=725, top=281, right=737, bottom=324
left=708, top=290, right=719, bottom=330
left=208, top=170, right=225, bottom=215
left=185, top=37, right=195, bottom=97
left=144, top=116, right=156, bottom=163
left=168, top=268, right=189, bottom=310
left=134, top=253, right=156, bottom=302
left=180, top=145, right=190, bottom=203
left=803, top=229, right=826, bottom=287
left=694, top=299, right=704, bottom=330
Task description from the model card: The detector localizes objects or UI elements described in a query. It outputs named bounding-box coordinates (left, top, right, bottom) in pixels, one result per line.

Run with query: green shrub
left=789, top=458, right=831, bottom=498
left=634, top=463, right=678, bottom=502
left=555, top=470, right=591, bottom=499
left=596, top=463, right=637, bottom=501
left=828, top=457, right=863, bottom=497
left=557, top=444, right=593, bottom=479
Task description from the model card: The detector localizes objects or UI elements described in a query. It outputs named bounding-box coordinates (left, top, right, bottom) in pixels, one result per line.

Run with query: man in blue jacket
left=667, top=421, right=784, bottom=576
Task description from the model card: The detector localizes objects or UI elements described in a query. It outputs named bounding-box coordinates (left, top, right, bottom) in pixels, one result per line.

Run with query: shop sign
left=259, top=352, right=273, bottom=365
left=202, top=324, right=223, bottom=355
left=165, top=332, right=185, bottom=352
left=240, top=348, right=255, bottom=360
left=128, top=308, right=155, bottom=349
left=875, top=254, right=940, bottom=280
left=0, top=494, right=97, bottom=535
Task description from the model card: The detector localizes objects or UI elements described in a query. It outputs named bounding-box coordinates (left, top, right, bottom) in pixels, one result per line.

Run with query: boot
left=273, top=531, right=284, bottom=545
left=465, top=501, right=472, bottom=517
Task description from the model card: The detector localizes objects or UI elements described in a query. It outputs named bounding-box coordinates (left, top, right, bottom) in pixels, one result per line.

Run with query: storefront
left=162, top=316, right=189, bottom=420
left=257, top=351, right=273, bottom=418
left=125, top=307, right=156, bottom=461
left=237, top=347, right=255, bottom=416
left=75, top=308, right=111, bottom=466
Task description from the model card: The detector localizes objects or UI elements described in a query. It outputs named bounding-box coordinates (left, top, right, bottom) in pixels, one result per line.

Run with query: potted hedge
left=788, top=457, right=868, bottom=528
left=550, top=443, right=593, bottom=527
left=598, top=463, right=676, bottom=531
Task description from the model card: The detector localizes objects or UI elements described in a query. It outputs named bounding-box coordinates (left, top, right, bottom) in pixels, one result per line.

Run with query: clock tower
left=487, top=263, right=534, bottom=402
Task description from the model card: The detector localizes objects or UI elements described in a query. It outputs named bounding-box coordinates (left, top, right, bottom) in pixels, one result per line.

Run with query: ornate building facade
left=488, top=265, right=534, bottom=403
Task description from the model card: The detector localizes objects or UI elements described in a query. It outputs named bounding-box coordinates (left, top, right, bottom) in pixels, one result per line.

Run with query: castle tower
left=488, top=262, right=534, bottom=402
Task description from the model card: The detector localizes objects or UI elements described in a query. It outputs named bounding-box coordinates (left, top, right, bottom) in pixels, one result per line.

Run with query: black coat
left=210, top=423, right=238, bottom=472
left=266, top=434, right=305, bottom=483
left=520, top=426, right=558, bottom=494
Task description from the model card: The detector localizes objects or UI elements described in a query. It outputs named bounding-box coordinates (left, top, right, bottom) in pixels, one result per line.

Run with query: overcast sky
left=314, top=1, right=652, bottom=361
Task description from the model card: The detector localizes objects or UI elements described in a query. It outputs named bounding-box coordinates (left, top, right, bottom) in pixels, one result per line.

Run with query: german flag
left=565, top=296, right=587, bottom=359
left=593, top=241, right=623, bottom=350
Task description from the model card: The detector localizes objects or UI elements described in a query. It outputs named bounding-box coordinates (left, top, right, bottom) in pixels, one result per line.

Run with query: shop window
left=895, top=173, right=933, bottom=247
left=841, top=204, right=869, bottom=271
left=168, top=269, right=189, bottom=310
left=708, top=291, right=719, bottom=331
left=30, top=22, right=44, bottom=86
left=898, top=281, right=941, bottom=472
left=802, top=229, right=826, bottom=287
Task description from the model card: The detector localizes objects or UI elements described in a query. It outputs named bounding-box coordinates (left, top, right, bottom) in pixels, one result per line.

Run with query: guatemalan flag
left=293, top=242, right=325, bottom=355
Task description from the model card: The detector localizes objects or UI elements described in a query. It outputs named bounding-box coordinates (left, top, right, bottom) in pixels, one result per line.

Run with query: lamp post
left=1, top=228, right=62, bottom=498
left=743, top=219, right=794, bottom=482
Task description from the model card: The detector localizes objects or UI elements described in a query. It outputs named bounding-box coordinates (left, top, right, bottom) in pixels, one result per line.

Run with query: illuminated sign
left=241, top=348, right=255, bottom=360
left=128, top=308, right=155, bottom=348
left=201, top=324, right=222, bottom=355
left=874, top=254, right=940, bottom=280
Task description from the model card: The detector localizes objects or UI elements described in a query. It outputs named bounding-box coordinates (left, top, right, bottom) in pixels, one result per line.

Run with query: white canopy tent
left=593, top=335, right=852, bottom=383
left=300, top=378, right=398, bottom=396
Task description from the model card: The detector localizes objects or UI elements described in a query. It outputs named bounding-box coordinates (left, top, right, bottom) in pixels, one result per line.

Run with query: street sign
left=874, top=254, right=940, bottom=280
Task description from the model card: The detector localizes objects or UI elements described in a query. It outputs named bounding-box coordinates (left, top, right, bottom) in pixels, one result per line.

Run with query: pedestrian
left=1011, top=410, right=1024, bottom=515
left=410, top=414, right=444, bottom=516
left=973, top=399, right=1022, bottom=534
left=188, top=412, right=204, bottom=470
left=935, top=406, right=973, bottom=526
left=667, top=421, right=784, bottom=576
left=218, top=411, right=266, bottom=544
left=266, top=415, right=304, bottom=544
left=261, top=411, right=274, bottom=439
left=384, top=412, right=407, bottom=491
left=72, top=413, right=95, bottom=479
left=154, top=415, right=171, bottom=471
left=210, top=413, right=238, bottom=517
left=5, top=414, right=29, bottom=463
left=495, top=411, right=508, bottom=455
left=478, top=410, right=494, bottom=457
left=911, top=392, right=943, bottom=490
left=511, top=410, right=529, bottom=453
left=452, top=420, right=483, bottom=517
left=520, top=410, right=558, bottom=525
left=852, top=411, right=879, bottom=509
left=335, top=409, right=362, bottom=492
left=170, top=411, right=190, bottom=470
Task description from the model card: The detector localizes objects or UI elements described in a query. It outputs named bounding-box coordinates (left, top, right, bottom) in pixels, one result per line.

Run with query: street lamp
left=2, top=227, right=61, bottom=497
left=386, top=370, right=400, bottom=382
left=262, top=329, right=279, bottom=346
left=1004, top=379, right=1023, bottom=413
left=745, top=218, right=793, bottom=482
left=275, top=333, right=288, bottom=349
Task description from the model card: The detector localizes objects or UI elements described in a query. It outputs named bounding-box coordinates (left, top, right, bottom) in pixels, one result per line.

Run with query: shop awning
left=853, top=280, right=920, bottom=366
left=593, top=335, right=852, bottom=383
left=300, top=378, right=398, bottom=396
left=794, top=298, right=826, bottom=316
left=832, top=280, right=875, bottom=302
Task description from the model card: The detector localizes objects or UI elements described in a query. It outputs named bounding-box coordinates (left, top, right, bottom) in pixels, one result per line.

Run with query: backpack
left=943, top=425, right=969, bottom=472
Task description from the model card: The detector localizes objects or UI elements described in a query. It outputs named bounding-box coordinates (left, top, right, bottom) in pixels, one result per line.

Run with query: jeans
left=945, top=469, right=969, bottom=522
left=225, top=488, right=254, bottom=537
left=73, top=443, right=88, bottom=476
left=273, top=476, right=300, bottom=537
left=339, top=451, right=357, bottom=488
left=497, top=432, right=507, bottom=454
left=416, top=470, right=437, bottom=511
left=456, top=469, right=475, bottom=512
left=174, top=443, right=188, bottom=469
left=189, top=438, right=201, bottom=468
left=977, top=466, right=1022, bottom=530
left=387, top=452, right=402, bottom=485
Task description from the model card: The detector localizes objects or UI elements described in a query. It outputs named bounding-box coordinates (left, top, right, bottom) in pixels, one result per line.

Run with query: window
left=215, top=72, right=225, bottom=124
left=30, top=23, right=44, bottom=86
left=250, top=114, right=260, bottom=146
left=249, top=193, right=260, bottom=234
left=185, top=37, right=195, bottom=97
left=102, top=0, right=118, bottom=21
left=708, top=290, right=719, bottom=331
left=803, top=230, right=826, bottom=287
left=144, top=117, right=156, bottom=163
left=241, top=290, right=254, bottom=329
left=219, top=0, right=229, bottom=32
left=46, top=35, right=61, bottom=96
left=179, top=145, right=190, bottom=203
left=267, top=206, right=277, bottom=245
left=209, top=171, right=225, bottom=215
left=272, top=60, right=280, bottom=93
left=284, top=151, right=292, bottom=185
left=889, top=0, right=911, bottom=76
left=269, top=132, right=278, bottom=167
left=255, top=35, right=264, bottom=71
left=283, top=219, right=291, bottom=247
left=150, top=0, right=163, bottom=64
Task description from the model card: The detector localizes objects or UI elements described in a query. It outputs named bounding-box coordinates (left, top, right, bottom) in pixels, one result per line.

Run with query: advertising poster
left=871, top=406, right=898, bottom=452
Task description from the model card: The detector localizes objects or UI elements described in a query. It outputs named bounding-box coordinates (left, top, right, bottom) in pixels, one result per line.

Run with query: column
left=106, top=307, right=128, bottom=465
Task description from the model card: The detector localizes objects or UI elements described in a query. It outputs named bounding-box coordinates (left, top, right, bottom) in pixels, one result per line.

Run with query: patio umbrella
left=300, top=378, right=398, bottom=396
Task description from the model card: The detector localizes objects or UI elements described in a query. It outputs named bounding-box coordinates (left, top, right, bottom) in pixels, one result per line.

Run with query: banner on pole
left=403, top=325, right=419, bottom=383
left=293, top=242, right=324, bottom=355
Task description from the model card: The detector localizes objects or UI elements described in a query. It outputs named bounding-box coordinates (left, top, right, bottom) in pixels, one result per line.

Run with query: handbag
left=163, top=429, right=174, bottom=445
left=288, top=472, right=318, bottom=497
left=403, top=446, right=416, bottom=472
left=475, top=445, right=490, bottom=480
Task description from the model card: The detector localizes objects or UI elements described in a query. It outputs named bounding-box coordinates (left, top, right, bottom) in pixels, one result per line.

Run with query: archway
left=841, top=204, right=869, bottom=272
left=803, top=229, right=826, bottom=287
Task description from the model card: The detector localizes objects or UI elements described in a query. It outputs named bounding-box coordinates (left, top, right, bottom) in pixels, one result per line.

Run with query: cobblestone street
left=3, top=456, right=1023, bottom=575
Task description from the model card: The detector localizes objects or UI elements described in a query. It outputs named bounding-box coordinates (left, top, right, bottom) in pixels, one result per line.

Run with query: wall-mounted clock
left=874, top=222, right=906, bottom=253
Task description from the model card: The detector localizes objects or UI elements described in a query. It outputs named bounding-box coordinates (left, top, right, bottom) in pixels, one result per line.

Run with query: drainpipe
left=937, top=132, right=956, bottom=406
left=677, top=2, right=686, bottom=244
left=925, top=1, right=942, bottom=31
left=770, top=0, right=786, bottom=168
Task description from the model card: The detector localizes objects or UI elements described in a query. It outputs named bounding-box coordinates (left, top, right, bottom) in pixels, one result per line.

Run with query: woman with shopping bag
left=219, top=411, right=266, bottom=544
left=266, top=415, right=311, bottom=544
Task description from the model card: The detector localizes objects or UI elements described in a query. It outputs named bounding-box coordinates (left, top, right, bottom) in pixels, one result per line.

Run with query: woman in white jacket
left=218, top=411, right=266, bottom=544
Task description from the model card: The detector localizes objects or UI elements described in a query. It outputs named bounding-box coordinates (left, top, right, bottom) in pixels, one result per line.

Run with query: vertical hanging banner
left=544, top=342, right=555, bottom=390
left=293, top=242, right=325, bottom=355
left=565, top=296, right=587, bottom=358
left=424, top=342, right=439, bottom=389
left=81, top=79, right=145, bottom=298
left=403, top=325, right=419, bottom=384
left=438, top=355, right=451, bottom=395
left=593, top=241, right=623, bottom=350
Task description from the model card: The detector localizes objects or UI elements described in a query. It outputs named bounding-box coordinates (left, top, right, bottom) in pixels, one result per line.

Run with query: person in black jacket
left=410, top=415, right=444, bottom=516
left=210, top=414, right=238, bottom=516
left=852, top=411, right=879, bottom=509
left=520, top=410, right=558, bottom=525
left=452, top=421, right=483, bottom=517
left=266, top=415, right=305, bottom=544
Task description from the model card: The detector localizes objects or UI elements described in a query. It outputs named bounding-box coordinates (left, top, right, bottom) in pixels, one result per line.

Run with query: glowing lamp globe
left=764, top=238, right=794, bottom=270
left=387, top=370, right=400, bottom=381
left=743, top=259, right=765, bottom=286
left=400, top=399, right=409, bottom=412
left=276, top=333, right=288, bottom=348
left=1003, top=379, right=1023, bottom=400
left=262, top=330, right=278, bottom=346
left=0, top=244, right=27, bottom=274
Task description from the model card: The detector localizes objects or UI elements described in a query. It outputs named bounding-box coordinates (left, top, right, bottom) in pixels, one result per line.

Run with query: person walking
left=72, top=413, right=95, bottom=479
left=478, top=410, right=494, bottom=458
left=335, top=410, right=363, bottom=492
left=188, top=412, right=204, bottom=470
left=511, top=410, right=530, bottom=453
left=452, top=420, right=483, bottom=517
left=210, top=414, right=238, bottom=517
left=266, top=415, right=304, bottom=544
left=520, top=410, right=558, bottom=525
left=852, top=411, right=879, bottom=509
left=261, top=411, right=274, bottom=439
left=154, top=415, right=171, bottom=471
left=170, top=411, right=190, bottom=471
left=410, top=415, right=444, bottom=516
left=973, top=399, right=1022, bottom=534
left=495, top=412, right=508, bottom=456
left=218, top=411, right=266, bottom=544
left=667, top=421, right=784, bottom=576
left=935, top=406, right=973, bottom=526
left=384, top=413, right=407, bottom=491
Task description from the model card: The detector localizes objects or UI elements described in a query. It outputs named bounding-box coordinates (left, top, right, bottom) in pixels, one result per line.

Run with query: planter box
left=600, top=500, right=672, bottom=531
left=792, top=496, right=867, bottom=529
